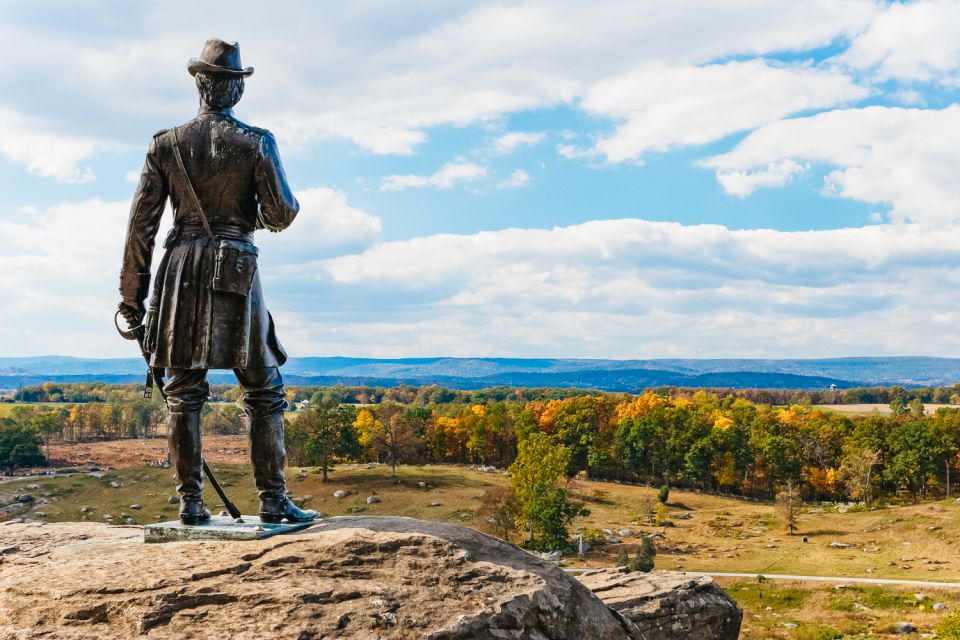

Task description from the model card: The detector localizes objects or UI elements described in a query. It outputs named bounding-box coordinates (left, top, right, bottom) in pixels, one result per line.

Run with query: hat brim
left=188, top=59, right=254, bottom=77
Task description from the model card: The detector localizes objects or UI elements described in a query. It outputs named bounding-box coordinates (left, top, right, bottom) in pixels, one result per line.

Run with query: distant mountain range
left=2, top=356, right=960, bottom=392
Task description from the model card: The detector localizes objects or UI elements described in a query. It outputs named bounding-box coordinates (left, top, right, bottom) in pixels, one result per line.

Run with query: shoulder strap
left=170, top=129, right=214, bottom=238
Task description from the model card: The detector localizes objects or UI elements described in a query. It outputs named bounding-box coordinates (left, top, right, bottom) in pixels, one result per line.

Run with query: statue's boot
left=168, top=411, right=211, bottom=525
left=251, top=412, right=318, bottom=523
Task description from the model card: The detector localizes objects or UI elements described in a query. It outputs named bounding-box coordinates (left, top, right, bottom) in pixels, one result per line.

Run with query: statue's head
left=187, top=39, right=253, bottom=110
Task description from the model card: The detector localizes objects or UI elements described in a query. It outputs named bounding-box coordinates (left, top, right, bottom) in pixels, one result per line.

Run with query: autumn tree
left=286, top=397, right=359, bottom=481
left=355, top=402, right=416, bottom=476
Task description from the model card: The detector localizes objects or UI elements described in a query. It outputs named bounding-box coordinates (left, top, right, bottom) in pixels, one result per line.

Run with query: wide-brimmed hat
left=188, top=39, right=253, bottom=77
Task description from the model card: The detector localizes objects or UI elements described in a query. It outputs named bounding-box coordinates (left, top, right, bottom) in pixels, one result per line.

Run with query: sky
left=2, top=0, right=960, bottom=360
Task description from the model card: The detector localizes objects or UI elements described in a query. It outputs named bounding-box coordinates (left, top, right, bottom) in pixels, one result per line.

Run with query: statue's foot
left=179, top=500, right=212, bottom=526
left=260, top=498, right=318, bottom=524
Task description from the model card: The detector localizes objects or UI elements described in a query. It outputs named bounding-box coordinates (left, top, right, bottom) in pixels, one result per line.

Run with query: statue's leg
left=165, top=368, right=211, bottom=525
left=235, top=366, right=318, bottom=523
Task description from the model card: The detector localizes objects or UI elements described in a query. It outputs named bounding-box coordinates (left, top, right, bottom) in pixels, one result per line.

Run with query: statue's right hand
left=118, top=301, right=145, bottom=328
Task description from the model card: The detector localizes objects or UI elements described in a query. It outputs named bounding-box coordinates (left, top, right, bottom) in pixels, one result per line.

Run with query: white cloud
left=497, top=169, right=531, bottom=189
left=493, top=131, right=546, bottom=154
left=259, top=218, right=960, bottom=358
left=704, top=105, right=960, bottom=224
left=837, top=0, right=960, bottom=85
left=0, top=1, right=879, bottom=159
left=716, top=159, right=809, bottom=198
left=0, top=106, right=102, bottom=183
left=380, top=161, right=488, bottom=191
left=257, top=187, right=382, bottom=261
left=583, top=60, right=867, bottom=163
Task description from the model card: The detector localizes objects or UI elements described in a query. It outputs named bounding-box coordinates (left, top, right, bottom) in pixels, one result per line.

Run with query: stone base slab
left=143, top=514, right=314, bottom=542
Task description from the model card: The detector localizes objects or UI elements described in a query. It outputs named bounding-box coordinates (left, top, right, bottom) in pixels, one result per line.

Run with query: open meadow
left=4, top=437, right=960, bottom=639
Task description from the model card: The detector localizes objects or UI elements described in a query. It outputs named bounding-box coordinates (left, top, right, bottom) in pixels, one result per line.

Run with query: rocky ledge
left=0, top=517, right=740, bottom=639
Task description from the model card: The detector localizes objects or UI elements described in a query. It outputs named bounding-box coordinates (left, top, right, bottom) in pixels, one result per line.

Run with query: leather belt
left=176, top=222, right=254, bottom=244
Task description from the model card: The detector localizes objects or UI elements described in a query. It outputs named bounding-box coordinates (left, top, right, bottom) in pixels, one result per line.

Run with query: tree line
left=13, top=380, right=960, bottom=408
left=287, top=389, right=960, bottom=505
left=5, top=383, right=960, bottom=507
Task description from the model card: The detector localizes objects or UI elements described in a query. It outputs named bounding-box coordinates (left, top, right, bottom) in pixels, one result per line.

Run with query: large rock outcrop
left=0, top=517, right=741, bottom=639
left=579, top=567, right=743, bottom=640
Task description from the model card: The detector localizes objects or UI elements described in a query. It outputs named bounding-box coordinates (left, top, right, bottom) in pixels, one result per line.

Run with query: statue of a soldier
left=118, top=39, right=317, bottom=526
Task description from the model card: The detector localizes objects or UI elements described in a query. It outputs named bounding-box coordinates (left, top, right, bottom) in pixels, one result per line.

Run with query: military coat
left=119, top=106, right=299, bottom=370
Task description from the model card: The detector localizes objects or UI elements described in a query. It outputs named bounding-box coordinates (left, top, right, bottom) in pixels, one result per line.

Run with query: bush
left=629, top=536, right=656, bottom=572
left=658, top=484, right=670, bottom=504
left=0, top=424, right=45, bottom=473
left=938, top=610, right=960, bottom=639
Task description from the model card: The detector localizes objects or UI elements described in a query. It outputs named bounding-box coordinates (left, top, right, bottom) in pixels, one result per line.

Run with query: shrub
left=630, top=536, right=656, bottom=572
left=938, top=610, right=960, bottom=639
left=658, top=484, right=670, bottom=504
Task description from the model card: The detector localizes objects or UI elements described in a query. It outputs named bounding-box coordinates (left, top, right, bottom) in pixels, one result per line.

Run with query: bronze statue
left=118, top=39, right=317, bottom=525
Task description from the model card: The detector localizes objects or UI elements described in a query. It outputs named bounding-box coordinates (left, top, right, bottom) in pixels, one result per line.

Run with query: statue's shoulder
left=232, top=118, right=272, bottom=139
left=152, top=127, right=171, bottom=139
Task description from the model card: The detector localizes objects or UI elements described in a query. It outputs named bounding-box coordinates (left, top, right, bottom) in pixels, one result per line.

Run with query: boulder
left=577, top=567, right=742, bottom=640
left=0, top=518, right=741, bottom=640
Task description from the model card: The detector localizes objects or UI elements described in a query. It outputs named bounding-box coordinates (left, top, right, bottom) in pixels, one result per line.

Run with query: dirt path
left=690, top=571, right=960, bottom=588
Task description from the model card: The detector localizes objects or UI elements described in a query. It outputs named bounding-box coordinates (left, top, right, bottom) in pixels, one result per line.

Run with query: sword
left=114, top=307, right=244, bottom=522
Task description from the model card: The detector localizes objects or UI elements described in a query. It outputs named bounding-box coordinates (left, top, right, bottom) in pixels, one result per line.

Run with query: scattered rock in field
left=154, top=515, right=163, bottom=520
left=0, top=503, right=28, bottom=517
left=673, top=512, right=691, bottom=520
left=854, top=603, right=872, bottom=612
left=782, top=622, right=798, bottom=629
left=830, top=542, right=851, bottom=549
left=109, top=481, right=122, bottom=488
left=124, top=518, right=137, bottom=525
left=367, top=495, right=381, bottom=504
left=891, top=621, right=915, bottom=634
left=418, top=482, right=427, bottom=488
left=539, top=550, right=562, bottom=562
left=345, top=506, right=366, bottom=513
left=33, top=512, right=46, bottom=518
left=914, top=593, right=929, bottom=601
left=900, top=565, right=911, bottom=570
left=103, top=514, right=114, bottom=521
left=606, top=537, right=622, bottom=544
left=129, top=504, right=143, bottom=510
left=617, top=529, right=633, bottom=538
left=16, top=495, right=33, bottom=503
left=934, top=603, right=947, bottom=611
left=167, top=496, right=179, bottom=505
left=863, top=546, right=881, bottom=553
left=428, top=501, right=442, bottom=507
left=332, top=490, right=348, bottom=498
left=25, top=484, right=39, bottom=490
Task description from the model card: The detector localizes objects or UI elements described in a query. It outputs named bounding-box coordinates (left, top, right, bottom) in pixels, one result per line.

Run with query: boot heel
left=259, top=513, right=283, bottom=524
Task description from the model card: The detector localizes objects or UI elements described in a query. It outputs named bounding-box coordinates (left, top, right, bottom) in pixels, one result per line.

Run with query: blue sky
left=3, top=0, right=960, bottom=359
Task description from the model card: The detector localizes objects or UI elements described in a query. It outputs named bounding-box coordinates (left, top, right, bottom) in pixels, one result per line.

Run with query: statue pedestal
left=144, top=515, right=314, bottom=543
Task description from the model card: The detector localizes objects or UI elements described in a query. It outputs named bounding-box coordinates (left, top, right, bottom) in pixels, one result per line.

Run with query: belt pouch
left=213, top=238, right=258, bottom=296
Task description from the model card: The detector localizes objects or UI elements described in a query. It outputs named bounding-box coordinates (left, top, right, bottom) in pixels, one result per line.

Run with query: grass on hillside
left=723, top=578, right=960, bottom=639
left=3, top=464, right=960, bottom=583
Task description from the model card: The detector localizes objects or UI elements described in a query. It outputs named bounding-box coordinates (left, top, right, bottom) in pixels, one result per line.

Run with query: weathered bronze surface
left=144, top=515, right=314, bottom=543
left=119, top=39, right=317, bottom=526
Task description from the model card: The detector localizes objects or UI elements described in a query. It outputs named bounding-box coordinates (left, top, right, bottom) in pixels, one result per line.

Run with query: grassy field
left=721, top=578, right=960, bottom=638
left=819, top=403, right=955, bottom=416
left=3, top=460, right=960, bottom=638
